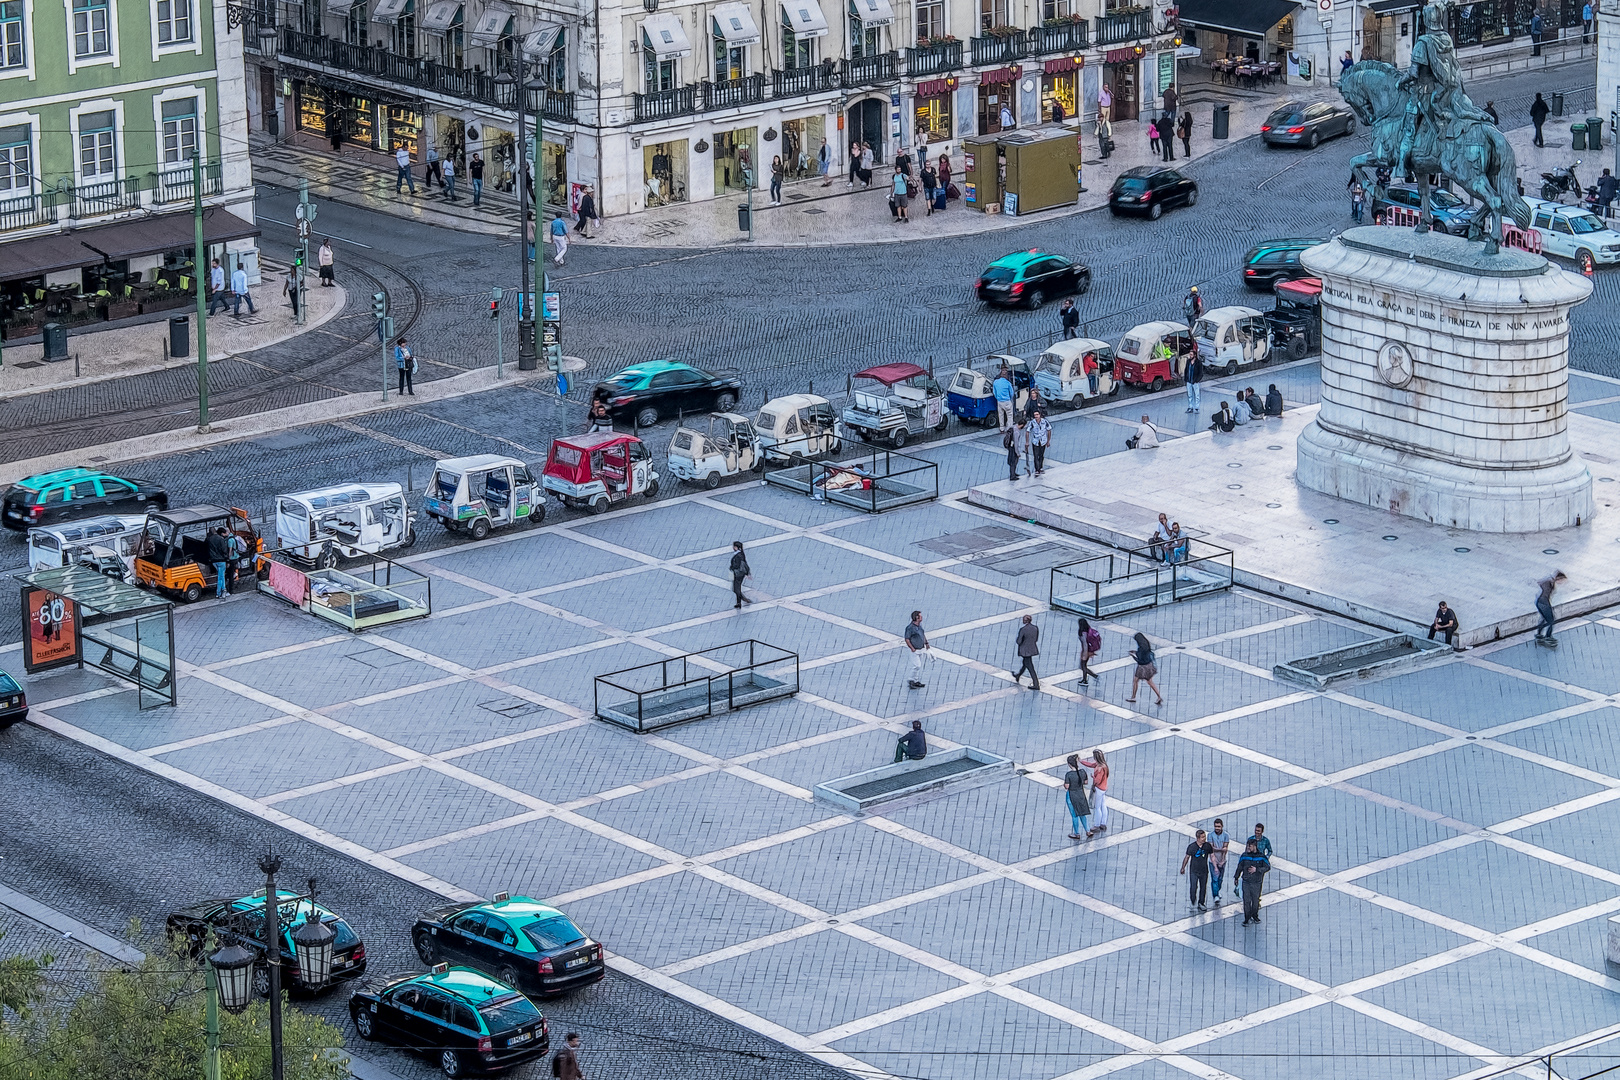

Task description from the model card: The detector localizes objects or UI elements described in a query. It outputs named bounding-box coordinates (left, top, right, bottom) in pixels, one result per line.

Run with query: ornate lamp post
left=495, top=67, right=550, bottom=371
left=291, top=914, right=336, bottom=987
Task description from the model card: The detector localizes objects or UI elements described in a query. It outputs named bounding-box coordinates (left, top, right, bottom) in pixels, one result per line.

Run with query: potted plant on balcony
left=920, top=34, right=958, bottom=46
left=1041, top=13, right=1085, bottom=26
left=983, top=23, right=1021, bottom=37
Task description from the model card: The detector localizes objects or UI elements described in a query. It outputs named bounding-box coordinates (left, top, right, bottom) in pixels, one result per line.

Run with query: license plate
left=564, top=956, right=590, bottom=970
left=509, top=1030, right=534, bottom=1045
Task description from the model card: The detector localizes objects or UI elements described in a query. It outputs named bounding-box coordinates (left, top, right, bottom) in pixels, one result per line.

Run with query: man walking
left=1179, top=829, right=1212, bottom=911
left=553, top=1033, right=584, bottom=1080
left=1161, top=111, right=1176, bottom=161
left=1208, top=818, right=1230, bottom=905
left=1530, top=92, right=1550, bottom=147
left=1004, top=415, right=1028, bottom=481
left=207, top=527, right=232, bottom=598
left=819, top=138, right=832, bottom=187
left=425, top=145, right=444, bottom=191
left=992, top=367, right=1015, bottom=431
left=1248, top=822, right=1273, bottom=859
left=469, top=152, right=484, bottom=206
left=1027, top=409, right=1051, bottom=477
left=1182, top=285, right=1204, bottom=333
left=550, top=214, right=569, bottom=266
left=1098, top=82, right=1112, bottom=123
left=904, top=610, right=929, bottom=689
left=891, top=166, right=910, bottom=223
left=1059, top=298, right=1079, bottom=340
left=394, top=144, right=416, bottom=196
left=893, top=719, right=927, bottom=762
left=1483, top=100, right=1500, bottom=125
left=230, top=263, right=256, bottom=316
left=576, top=185, right=598, bottom=238
left=207, top=258, right=230, bottom=316
left=283, top=265, right=300, bottom=319
left=1584, top=0, right=1593, bottom=41
left=1237, top=840, right=1270, bottom=925
left=1184, top=351, right=1203, bottom=414
left=1535, top=570, right=1566, bottom=646
left=729, top=540, right=752, bottom=609
left=442, top=154, right=457, bottom=201
left=1011, top=614, right=1040, bottom=690
left=1595, top=168, right=1617, bottom=217
left=394, top=336, right=416, bottom=396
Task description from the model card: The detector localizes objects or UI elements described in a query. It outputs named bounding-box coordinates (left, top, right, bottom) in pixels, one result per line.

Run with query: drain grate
left=802, top=207, right=827, bottom=214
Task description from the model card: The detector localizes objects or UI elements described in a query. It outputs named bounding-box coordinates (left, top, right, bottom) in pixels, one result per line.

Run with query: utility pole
left=192, top=151, right=210, bottom=433
left=515, top=72, right=537, bottom=372
left=534, top=82, right=548, bottom=371
left=491, top=286, right=504, bottom=379
left=259, top=851, right=285, bottom=1080
left=294, top=180, right=314, bottom=325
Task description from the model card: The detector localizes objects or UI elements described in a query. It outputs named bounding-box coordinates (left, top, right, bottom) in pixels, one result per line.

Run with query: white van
left=27, top=514, right=147, bottom=580
left=276, top=483, right=416, bottom=568
left=1524, top=198, right=1620, bottom=269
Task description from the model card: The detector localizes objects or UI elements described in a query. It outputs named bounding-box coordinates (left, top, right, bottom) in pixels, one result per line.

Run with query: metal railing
left=154, top=161, right=223, bottom=204
left=0, top=192, right=56, bottom=232
left=72, top=177, right=140, bottom=218
left=594, top=639, right=800, bottom=732
left=1094, top=8, right=1152, bottom=44
left=773, top=62, right=840, bottom=96
left=764, top=448, right=939, bottom=513
left=634, top=83, right=700, bottom=121
left=703, top=73, right=766, bottom=109
left=841, top=51, right=897, bottom=86
left=1049, top=539, right=1233, bottom=618
left=1030, top=19, right=1089, bottom=53
left=971, top=30, right=1027, bottom=65
left=905, top=39, right=962, bottom=74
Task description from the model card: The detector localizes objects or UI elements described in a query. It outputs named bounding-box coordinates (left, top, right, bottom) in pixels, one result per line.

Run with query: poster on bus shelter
left=22, top=587, right=78, bottom=673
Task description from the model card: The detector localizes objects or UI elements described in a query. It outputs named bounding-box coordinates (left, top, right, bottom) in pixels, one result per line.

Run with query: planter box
left=814, top=746, right=1013, bottom=812
left=140, top=293, right=192, bottom=314
left=103, top=300, right=140, bottom=320
left=1274, top=633, right=1454, bottom=689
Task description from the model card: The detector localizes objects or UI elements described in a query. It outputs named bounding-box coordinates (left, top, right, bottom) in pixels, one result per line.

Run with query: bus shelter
left=21, top=565, right=176, bottom=709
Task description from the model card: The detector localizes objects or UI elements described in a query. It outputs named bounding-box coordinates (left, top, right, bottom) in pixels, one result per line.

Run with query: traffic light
left=292, top=249, right=304, bottom=268
left=372, top=292, right=387, bottom=320
left=489, top=286, right=502, bottom=319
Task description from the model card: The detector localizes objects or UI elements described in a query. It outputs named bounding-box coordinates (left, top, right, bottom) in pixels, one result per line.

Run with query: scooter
left=1540, top=161, right=1582, bottom=202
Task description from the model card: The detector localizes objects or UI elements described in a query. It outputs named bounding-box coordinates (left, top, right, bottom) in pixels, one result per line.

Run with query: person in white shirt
left=230, top=265, right=256, bottom=316
left=1127, top=414, right=1160, bottom=450
left=207, top=259, right=230, bottom=315
left=394, top=145, right=416, bottom=196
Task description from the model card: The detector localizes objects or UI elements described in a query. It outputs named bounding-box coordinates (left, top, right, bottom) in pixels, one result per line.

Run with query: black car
left=974, top=250, right=1092, bottom=309
left=1260, top=100, right=1357, bottom=148
left=1371, top=183, right=1481, bottom=235
left=0, top=669, right=24, bottom=727
left=349, top=966, right=550, bottom=1078
left=412, top=894, right=606, bottom=998
left=2, top=467, right=168, bottom=532
left=1108, top=166, right=1198, bottom=219
left=593, top=359, right=742, bottom=428
left=1241, top=238, right=1324, bottom=290
left=166, top=891, right=368, bottom=994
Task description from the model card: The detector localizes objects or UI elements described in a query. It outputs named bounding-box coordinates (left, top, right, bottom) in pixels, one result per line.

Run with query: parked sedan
left=349, top=966, right=549, bottom=1077
left=166, top=890, right=368, bottom=993
left=412, top=894, right=606, bottom=998
left=975, top=250, right=1091, bottom=309
left=594, top=359, right=742, bottom=428
left=1108, top=166, right=1198, bottom=220
left=1372, top=183, right=1482, bottom=235
left=2, top=468, right=168, bottom=532
left=1260, top=100, right=1357, bottom=148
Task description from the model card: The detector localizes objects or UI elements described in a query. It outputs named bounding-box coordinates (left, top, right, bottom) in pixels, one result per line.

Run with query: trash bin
left=1212, top=103, right=1230, bottom=140
left=1552, top=91, right=1565, bottom=116
left=1587, top=117, right=1603, bottom=150
left=737, top=203, right=751, bottom=231
left=41, top=323, right=66, bottom=361
left=1572, top=122, right=1587, bottom=151
left=168, top=315, right=189, bottom=358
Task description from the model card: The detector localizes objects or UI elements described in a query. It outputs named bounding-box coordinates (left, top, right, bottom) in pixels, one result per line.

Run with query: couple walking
left=1062, top=749, right=1110, bottom=840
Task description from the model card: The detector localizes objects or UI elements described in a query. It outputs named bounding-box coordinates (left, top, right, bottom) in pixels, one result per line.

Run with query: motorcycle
left=1540, top=161, right=1582, bottom=202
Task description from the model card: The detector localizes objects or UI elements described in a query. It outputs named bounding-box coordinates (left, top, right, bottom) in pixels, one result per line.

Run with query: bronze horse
left=1340, top=60, right=1530, bottom=253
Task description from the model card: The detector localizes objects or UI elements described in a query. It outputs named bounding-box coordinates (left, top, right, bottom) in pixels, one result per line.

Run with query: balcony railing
left=73, top=177, right=140, bottom=218
left=1029, top=19, right=1089, bottom=54
left=634, top=84, right=700, bottom=122
left=155, top=161, right=224, bottom=204
left=1093, top=8, right=1152, bottom=44
left=905, top=39, right=962, bottom=75
left=841, top=51, right=897, bottom=86
left=0, top=192, right=55, bottom=232
left=772, top=62, right=841, bottom=96
left=703, top=73, right=767, bottom=109
left=970, top=30, right=1027, bottom=65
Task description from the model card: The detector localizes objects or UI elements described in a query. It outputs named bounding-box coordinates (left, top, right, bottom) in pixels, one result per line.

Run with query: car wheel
left=1078, top=273, right=1091, bottom=295
left=716, top=392, right=738, bottom=413
left=827, top=438, right=842, bottom=454
left=440, top=1050, right=464, bottom=1079
left=253, top=964, right=272, bottom=999
left=704, top=472, right=722, bottom=490
left=355, top=1010, right=376, bottom=1041
left=1109, top=382, right=1122, bottom=398
left=635, top=406, right=659, bottom=428
left=183, top=582, right=202, bottom=603
left=789, top=451, right=805, bottom=466
left=751, top=457, right=765, bottom=474
left=1288, top=336, right=1309, bottom=361
left=1186, top=188, right=1198, bottom=206
left=891, top=427, right=908, bottom=449
left=414, top=930, right=440, bottom=964
left=1027, top=289, right=1045, bottom=310
left=644, top=478, right=660, bottom=498
left=402, top=526, right=418, bottom=548
left=934, top=416, right=949, bottom=433
left=469, top=518, right=491, bottom=541
left=316, top=547, right=339, bottom=571
left=1345, top=116, right=1356, bottom=136
left=1150, top=376, right=1164, bottom=392
left=1225, top=359, right=1239, bottom=376
left=590, top=495, right=610, bottom=515
left=528, top=502, right=545, bottom=525
left=496, top=965, right=521, bottom=988
left=1578, top=249, right=1596, bottom=275
left=1307, top=130, right=1320, bottom=149
left=1149, top=202, right=1163, bottom=220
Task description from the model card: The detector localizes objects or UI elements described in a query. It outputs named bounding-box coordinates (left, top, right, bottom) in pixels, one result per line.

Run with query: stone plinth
left=1297, top=228, right=1594, bottom=532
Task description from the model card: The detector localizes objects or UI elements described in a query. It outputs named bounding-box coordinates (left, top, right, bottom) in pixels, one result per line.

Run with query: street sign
left=541, top=290, right=561, bottom=372
left=297, top=220, right=310, bottom=238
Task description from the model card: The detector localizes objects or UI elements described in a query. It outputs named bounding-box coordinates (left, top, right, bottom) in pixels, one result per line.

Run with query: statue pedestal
left=1296, top=227, right=1594, bottom=533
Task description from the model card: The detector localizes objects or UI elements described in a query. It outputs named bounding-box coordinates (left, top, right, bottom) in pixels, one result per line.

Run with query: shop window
left=546, top=28, right=566, bottom=89
left=712, top=29, right=744, bottom=80
left=779, top=115, right=823, bottom=178
left=978, top=0, right=1007, bottom=31
left=781, top=19, right=812, bottom=67
left=645, top=48, right=675, bottom=91
left=1040, top=71, right=1074, bottom=121
left=72, top=0, right=110, bottom=57
left=343, top=0, right=366, bottom=42
left=296, top=82, right=327, bottom=134
left=0, top=125, right=31, bottom=194
left=156, top=0, right=192, bottom=44
left=77, top=110, right=116, bottom=178
left=914, top=94, right=950, bottom=140
left=847, top=8, right=879, bottom=56
left=161, top=97, right=197, bottom=162
left=0, top=1, right=25, bottom=67
left=643, top=139, right=686, bottom=206
left=386, top=104, right=420, bottom=153
left=914, top=0, right=943, bottom=41
left=1040, top=0, right=1068, bottom=19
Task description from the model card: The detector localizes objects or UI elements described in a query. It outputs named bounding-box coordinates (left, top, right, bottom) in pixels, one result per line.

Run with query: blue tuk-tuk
left=946, top=354, right=1031, bottom=426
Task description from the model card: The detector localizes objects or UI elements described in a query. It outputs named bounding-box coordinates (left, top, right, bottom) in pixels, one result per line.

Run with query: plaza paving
left=14, top=363, right=1620, bottom=1080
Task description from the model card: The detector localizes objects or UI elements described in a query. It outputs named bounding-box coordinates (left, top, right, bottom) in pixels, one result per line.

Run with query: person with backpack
left=1077, top=617, right=1101, bottom=686
left=552, top=1033, right=584, bottom=1080
left=1182, top=285, right=1204, bottom=332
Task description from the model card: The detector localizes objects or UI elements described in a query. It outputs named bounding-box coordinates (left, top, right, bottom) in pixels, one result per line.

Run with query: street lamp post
left=497, top=66, right=548, bottom=372
left=259, top=851, right=285, bottom=1080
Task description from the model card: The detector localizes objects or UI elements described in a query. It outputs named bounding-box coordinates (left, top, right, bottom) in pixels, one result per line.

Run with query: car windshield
left=1428, top=189, right=1463, bottom=208
left=1116, top=178, right=1148, bottom=191
left=522, top=916, right=586, bottom=952
left=982, top=266, right=1017, bottom=281
left=479, top=994, right=541, bottom=1031
left=1567, top=212, right=1606, bottom=234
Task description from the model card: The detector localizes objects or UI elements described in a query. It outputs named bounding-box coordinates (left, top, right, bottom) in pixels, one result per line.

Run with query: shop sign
left=1158, top=50, right=1175, bottom=91
left=22, top=587, right=78, bottom=673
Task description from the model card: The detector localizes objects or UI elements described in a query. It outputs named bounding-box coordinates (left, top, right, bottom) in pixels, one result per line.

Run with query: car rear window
left=522, top=916, right=586, bottom=952
left=982, top=267, right=1016, bottom=281
left=479, top=994, right=541, bottom=1031
left=0, top=673, right=20, bottom=694
left=433, top=473, right=460, bottom=500
left=1192, top=318, right=1217, bottom=340
left=328, top=918, right=360, bottom=949
left=1270, top=111, right=1303, bottom=124
left=1121, top=337, right=1143, bottom=356
left=1116, top=178, right=1148, bottom=191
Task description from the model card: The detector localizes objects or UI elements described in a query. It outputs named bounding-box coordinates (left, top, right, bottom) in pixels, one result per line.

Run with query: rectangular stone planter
left=1274, top=633, right=1454, bottom=689
left=814, top=746, right=1013, bottom=813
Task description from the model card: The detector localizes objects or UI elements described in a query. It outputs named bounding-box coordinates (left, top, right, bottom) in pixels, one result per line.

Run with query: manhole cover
left=803, top=207, right=827, bottom=214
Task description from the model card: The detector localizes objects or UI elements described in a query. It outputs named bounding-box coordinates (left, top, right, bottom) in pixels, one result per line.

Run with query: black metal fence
left=594, top=640, right=800, bottom=732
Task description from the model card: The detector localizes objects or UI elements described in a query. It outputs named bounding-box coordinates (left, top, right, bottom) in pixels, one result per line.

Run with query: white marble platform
left=966, top=405, right=1620, bottom=645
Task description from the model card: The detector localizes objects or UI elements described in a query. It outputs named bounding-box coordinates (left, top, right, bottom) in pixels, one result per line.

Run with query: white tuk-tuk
left=757, top=394, right=842, bottom=463
left=27, top=514, right=146, bottom=580
left=1032, top=339, right=1119, bottom=408
left=276, top=483, right=418, bottom=568
left=667, top=413, right=765, bottom=488
left=1192, top=306, right=1271, bottom=376
left=423, top=455, right=545, bottom=540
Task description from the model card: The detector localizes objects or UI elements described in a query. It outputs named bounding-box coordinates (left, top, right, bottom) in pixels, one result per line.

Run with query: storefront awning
left=370, top=0, right=410, bottom=23
left=1044, top=56, right=1079, bottom=73
left=1175, top=0, right=1293, bottom=37
left=781, top=0, right=828, bottom=38
left=711, top=2, right=760, bottom=45
left=641, top=12, right=691, bottom=57
left=325, top=0, right=357, bottom=14
left=1367, top=0, right=1419, bottom=12
left=522, top=20, right=562, bottom=54
left=421, top=1, right=461, bottom=32
left=978, top=64, right=1020, bottom=85
left=0, top=208, right=260, bottom=282
left=466, top=4, right=513, bottom=46
left=916, top=77, right=953, bottom=96
left=848, top=0, right=893, bottom=27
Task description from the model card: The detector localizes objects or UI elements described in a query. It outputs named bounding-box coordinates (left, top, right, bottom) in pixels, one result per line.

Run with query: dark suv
left=1241, top=238, right=1324, bottom=290
left=1108, top=166, right=1198, bottom=220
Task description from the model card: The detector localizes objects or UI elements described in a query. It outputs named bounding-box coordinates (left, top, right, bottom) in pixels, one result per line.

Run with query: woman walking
left=1077, top=617, right=1100, bottom=686
left=1127, top=632, right=1163, bottom=705
left=729, top=540, right=753, bottom=609
left=1081, top=749, right=1109, bottom=837
left=770, top=155, right=784, bottom=205
left=1063, top=755, right=1092, bottom=840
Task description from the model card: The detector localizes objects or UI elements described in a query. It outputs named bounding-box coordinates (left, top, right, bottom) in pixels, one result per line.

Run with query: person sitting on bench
left=1428, top=601, right=1461, bottom=648
left=893, top=719, right=927, bottom=762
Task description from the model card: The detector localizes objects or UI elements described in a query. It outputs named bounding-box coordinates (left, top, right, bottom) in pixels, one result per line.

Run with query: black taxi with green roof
left=974, top=249, right=1091, bottom=309
left=412, top=893, right=605, bottom=997
left=349, top=963, right=549, bottom=1077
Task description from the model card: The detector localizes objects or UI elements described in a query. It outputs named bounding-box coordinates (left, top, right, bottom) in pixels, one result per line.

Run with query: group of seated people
left=1209, top=384, right=1284, bottom=432
left=1150, top=512, right=1190, bottom=564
